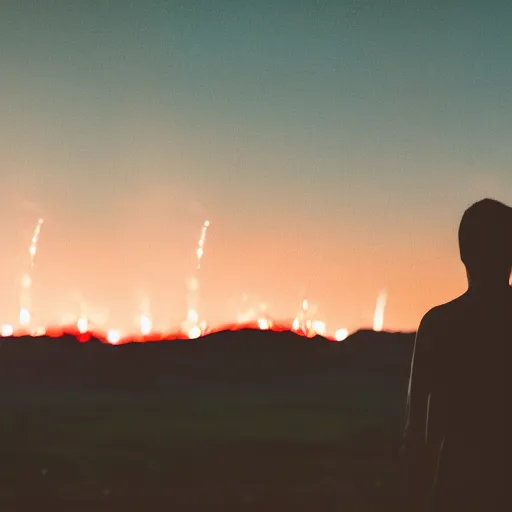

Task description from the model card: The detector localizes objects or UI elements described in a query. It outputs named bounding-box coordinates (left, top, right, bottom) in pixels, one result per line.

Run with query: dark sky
left=1, top=0, right=511, bottom=335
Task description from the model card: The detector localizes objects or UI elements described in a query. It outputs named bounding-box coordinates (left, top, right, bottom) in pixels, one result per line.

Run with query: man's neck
left=467, top=274, right=511, bottom=293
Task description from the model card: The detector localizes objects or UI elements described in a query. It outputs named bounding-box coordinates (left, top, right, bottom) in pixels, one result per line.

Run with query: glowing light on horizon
left=311, top=320, right=326, bottom=336
left=1, top=324, right=14, bottom=337
left=257, top=318, right=270, bottom=330
left=292, top=297, right=320, bottom=336
left=373, top=290, right=387, bottom=332
left=140, top=314, right=152, bottom=336
left=107, top=329, right=121, bottom=344
left=77, top=317, right=89, bottom=334
left=138, top=295, right=152, bottom=333
left=335, top=328, right=349, bottom=342
left=188, top=325, right=201, bottom=339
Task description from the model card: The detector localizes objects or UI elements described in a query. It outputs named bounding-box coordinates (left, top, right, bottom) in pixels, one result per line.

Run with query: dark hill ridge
left=0, top=329, right=415, bottom=392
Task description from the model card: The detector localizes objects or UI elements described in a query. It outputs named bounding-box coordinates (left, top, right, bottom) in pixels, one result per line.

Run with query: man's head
left=458, top=198, right=512, bottom=281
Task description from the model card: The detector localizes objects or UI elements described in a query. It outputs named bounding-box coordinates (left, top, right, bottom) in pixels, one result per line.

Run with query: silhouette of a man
left=402, top=198, right=512, bottom=511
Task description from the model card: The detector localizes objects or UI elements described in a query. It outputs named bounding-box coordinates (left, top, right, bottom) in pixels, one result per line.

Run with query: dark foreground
left=0, top=329, right=414, bottom=511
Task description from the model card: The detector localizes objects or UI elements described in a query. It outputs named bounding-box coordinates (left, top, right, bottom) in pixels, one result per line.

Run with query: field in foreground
left=0, top=329, right=414, bottom=511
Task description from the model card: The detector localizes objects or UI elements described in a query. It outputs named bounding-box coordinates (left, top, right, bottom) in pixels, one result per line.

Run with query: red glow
left=1, top=319, right=343, bottom=344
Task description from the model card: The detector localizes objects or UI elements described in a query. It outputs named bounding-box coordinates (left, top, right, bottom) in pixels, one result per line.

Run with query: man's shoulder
left=419, top=294, right=467, bottom=334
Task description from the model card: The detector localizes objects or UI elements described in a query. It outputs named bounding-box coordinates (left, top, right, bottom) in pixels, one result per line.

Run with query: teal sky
left=1, top=0, right=511, bottom=334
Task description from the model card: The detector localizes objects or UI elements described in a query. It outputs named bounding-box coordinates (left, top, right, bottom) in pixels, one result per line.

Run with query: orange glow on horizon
left=0, top=318, right=356, bottom=344
left=0, top=212, right=469, bottom=339
left=0, top=293, right=376, bottom=344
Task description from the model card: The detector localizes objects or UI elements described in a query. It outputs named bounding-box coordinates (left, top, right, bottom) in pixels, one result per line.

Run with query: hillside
left=0, top=329, right=415, bottom=511
left=0, top=328, right=415, bottom=391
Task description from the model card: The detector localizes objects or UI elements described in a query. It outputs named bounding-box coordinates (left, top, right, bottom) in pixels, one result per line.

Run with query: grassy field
left=0, top=332, right=412, bottom=511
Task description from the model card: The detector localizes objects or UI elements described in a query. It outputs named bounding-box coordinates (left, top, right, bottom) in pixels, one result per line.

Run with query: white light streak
left=29, top=218, right=44, bottom=267
left=373, top=290, right=387, bottom=332
left=195, top=220, right=210, bottom=270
